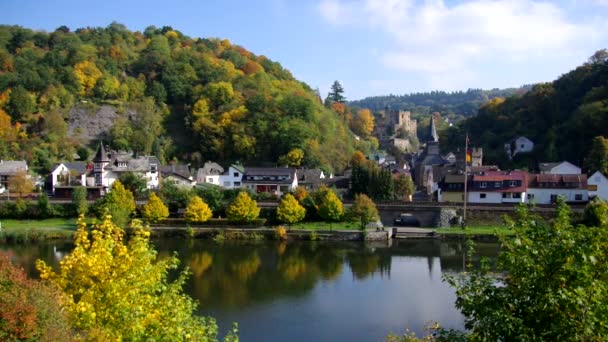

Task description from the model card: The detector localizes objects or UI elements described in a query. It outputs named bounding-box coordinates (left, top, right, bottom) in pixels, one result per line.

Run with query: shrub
left=184, top=196, right=213, bottom=223
left=275, top=226, right=287, bottom=241
left=141, top=193, right=170, bottom=223
left=276, top=194, right=306, bottom=225
left=226, top=191, right=260, bottom=222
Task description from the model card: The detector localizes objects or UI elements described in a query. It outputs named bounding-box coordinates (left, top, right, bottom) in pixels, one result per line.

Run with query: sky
left=2, top=0, right=608, bottom=100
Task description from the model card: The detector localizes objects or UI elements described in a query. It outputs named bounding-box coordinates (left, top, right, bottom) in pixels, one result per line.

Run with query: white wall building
left=218, top=164, right=244, bottom=189
left=527, top=174, right=588, bottom=204
left=50, top=162, right=87, bottom=194
left=505, top=136, right=534, bottom=159
left=588, top=171, right=608, bottom=201
left=539, top=161, right=581, bottom=175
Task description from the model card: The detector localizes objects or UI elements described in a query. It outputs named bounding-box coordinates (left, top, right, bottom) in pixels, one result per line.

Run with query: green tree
left=328, top=80, right=346, bottom=103
left=141, top=192, right=169, bottom=224
left=585, top=136, right=608, bottom=174
left=36, top=215, right=238, bottom=341
left=393, top=174, right=414, bottom=200
left=72, top=186, right=88, bottom=216
left=184, top=196, right=213, bottom=223
left=37, top=192, right=53, bottom=219
left=7, top=85, right=36, bottom=120
left=583, top=197, right=608, bottom=227
left=101, top=180, right=136, bottom=227
left=226, top=191, right=260, bottom=222
left=119, top=171, right=148, bottom=199
left=276, top=193, right=306, bottom=225
left=317, top=189, right=343, bottom=223
left=348, top=194, right=379, bottom=229
left=446, top=200, right=608, bottom=340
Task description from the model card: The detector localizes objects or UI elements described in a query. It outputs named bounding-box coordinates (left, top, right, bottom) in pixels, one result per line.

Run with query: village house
left=467, top=170, right=528, bottom=204
left=527, top=173, right=588, bottom=204
left=196, top=162, right=224, bottom=185
left=297, top=168, right=326, bottom=191
left=505, top=136, right=534, bottom=159
left=88, top=142, right=160, bottom=195
left=242, top=167, right=298, bottom=196
left=588, top=171, right=608, bottom=201
left=0, top=160, right=28, bottom=193
left=160, top=164, right=195, bottom=188
left=539, top=161, right=581, bottom=175
left=49, top=162, right=88, bottom=196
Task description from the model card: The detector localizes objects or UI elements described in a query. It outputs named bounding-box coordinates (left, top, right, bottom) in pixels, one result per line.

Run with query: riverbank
left=0, top=218, right=77, bottom=243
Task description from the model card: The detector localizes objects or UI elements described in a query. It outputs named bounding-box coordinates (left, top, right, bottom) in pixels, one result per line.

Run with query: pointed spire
left=428, top=116, right=439, bottom=143
left=93, top=141, right=109, bottom=162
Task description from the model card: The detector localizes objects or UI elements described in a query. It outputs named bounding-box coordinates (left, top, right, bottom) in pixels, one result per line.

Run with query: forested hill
left=350, top=87, right=530, bottom=116
left=441, top=51, right=608, bottom=170
left=0, top=23, right=360, bottom=173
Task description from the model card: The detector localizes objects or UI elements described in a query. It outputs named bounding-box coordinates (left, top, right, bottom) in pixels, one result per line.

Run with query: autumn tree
left=9, top=170, right=34, bottom=197
left=184, top=195, right=213, bottom=223
left=119, top=172, right=148, bottom=199
left=226, top=191, right=260, bottom=222
left=351, top=108, right=374, bottom=137
left=317, top=188, right=344, bottom=223
left=74, top=60, right=102, bottom=96
left=350, top=151, right=366, bottom=167
left=1, top=252, right=74, bottom=341
left=585, top=136, right=608, bottom=175
left=276, top=193, right=306, bottom=224
left=348, top=194, right=379, bottom=229
left=36, top=216, right=237, bottom=341
left=278, top=148, right=304, bottom=167
left=141, top=192, right=169, bottom=223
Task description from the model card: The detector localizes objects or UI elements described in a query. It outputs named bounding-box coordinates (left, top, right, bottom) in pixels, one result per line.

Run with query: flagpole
left=463, top=134, right=468, bottom=228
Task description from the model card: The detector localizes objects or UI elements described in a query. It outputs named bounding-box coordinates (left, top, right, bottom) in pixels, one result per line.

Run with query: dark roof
left=93, top=141, right=110, bottom=162
left=198, top=162, right=224, bottom=176
left=297, top=168, right=323, bottom=182
left=160, top=164, right=191, bottom=180
left=107, top=155, right=159, bottom=172
left=0, top=160, right=27, bottom=175
left=243, top=167, right=296, bottom=185
left=529, top=174, right=587, bottom=189
left=538, top=162, right=561, bottom=172
left=52, top=162, right=87, bottom=174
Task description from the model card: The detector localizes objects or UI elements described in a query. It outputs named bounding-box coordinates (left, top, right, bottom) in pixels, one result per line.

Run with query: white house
left=467, top=170, right=528, bottom=204
left=243, top=167, right=297, bottom=196
left=588, top=171, right=608, bottom=201
left=505, top=136, right=534, bottom=159
left=218, top=164, right=244, bottom=189
left=0, top=160, right=28, bottom=193
left=196, top=162, right=224, bottom=185
left=539, top=161, right=581, bottom=175
left=160, top=164, right=195, bottom=188
left=50, top=162, right=88, bottom=194
left=527, top=174, right=588, bottom=204
left=90, top=142, right=160, bottom=192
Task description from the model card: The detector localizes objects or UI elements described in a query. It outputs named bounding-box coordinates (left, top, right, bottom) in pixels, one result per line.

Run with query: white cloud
left=318, top=0, right=606, bottom=89
left=317, top=0, right=356, bottom=26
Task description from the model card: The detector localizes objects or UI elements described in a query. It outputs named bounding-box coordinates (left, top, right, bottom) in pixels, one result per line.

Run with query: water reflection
left=3, top=238, right=500, bottom=341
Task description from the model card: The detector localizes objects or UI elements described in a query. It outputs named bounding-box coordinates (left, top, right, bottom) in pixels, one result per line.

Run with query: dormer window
left=480, top=182, right=487, bottom=188
left=118, top=162, right=127, bottom=167
left=509, top=180, right=517, bottom=187
left=150, top=164, right=157, bottom=173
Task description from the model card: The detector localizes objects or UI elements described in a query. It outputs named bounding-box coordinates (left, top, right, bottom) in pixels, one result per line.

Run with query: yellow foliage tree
left=102, top=180, right=136, bottom=227
left=74, top=61, right=102, bottom=96
left=9, top=170, right=33, bottom=197
left=276, top=194, right=306, bottom=224
left=226, top=191, right=260, bottom=222
left=352, top=108, right=374, bottom=137
left=184, top=196, right=213, bottom=223
left=36, top=215, right=237, bottom=341
left=278, top=148, right=304, bottom=167
left=141, top=193, right=169, bottom=223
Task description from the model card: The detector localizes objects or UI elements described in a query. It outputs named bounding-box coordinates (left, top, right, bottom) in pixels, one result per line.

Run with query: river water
left=3, top=238, right=500, bottom=341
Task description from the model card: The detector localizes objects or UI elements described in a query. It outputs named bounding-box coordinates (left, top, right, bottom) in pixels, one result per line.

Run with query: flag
left=466, top=149, right=472, bottom=163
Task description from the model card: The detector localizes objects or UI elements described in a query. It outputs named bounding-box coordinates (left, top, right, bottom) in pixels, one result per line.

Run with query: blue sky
left=2, top=0, right=608, bottom=100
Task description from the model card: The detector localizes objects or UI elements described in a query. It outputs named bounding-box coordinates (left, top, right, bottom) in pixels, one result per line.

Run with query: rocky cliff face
left=67, top=104, right=138, bottom=144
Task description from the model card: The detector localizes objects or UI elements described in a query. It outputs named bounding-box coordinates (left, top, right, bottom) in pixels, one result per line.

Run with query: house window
left=150, top=164, right=157, bottom=173
left=233, top=172, right=239, bottom=177
left=223, top=181, right=231, bottom=187
left=480, top=193, right=487, bottom=199
left=550, top=194, right=558, bottom=203
left=521, top=144, right=524, bottom=149
left=528, top=194, right=535, bottom=199
left=480, top=182, right=487, bottom=188
left=509, top=180, right=517, bottom=187
left=502, top=193, right=508, bottom=198
left=575, top=194, right=583, bottom=201
left=234, top=182, right=241, bottom=186
left=495, top=182, right=501, bottom=188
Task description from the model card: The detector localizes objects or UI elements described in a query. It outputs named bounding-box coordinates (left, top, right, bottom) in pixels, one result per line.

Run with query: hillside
left=441, top=51, right=608, bottom=170
left=349, top=87, right=530, bottom=117
left=0, top=23, right=360, bottom=173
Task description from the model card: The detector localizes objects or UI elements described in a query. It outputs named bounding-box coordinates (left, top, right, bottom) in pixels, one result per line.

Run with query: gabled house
left=89, top=142, right=160, bottom=193
left=50, top=162, right=88, bottom=195
left=243, top=167, right=297, bottom=196
left=527, top=174, right=588, bottom=204
left=219, top=164, right=244, bottom=189
left=196, top=162, right=224, bottom=185
left=588, top=171, right=608, bottom=201
left=539, top=161, right=581, bottom=175
left=297, top=168, right=326, bottom=190
left=468, top=170, right=528, bottom=204
left=505, top=136, right=534, bottom=159
left=160, top=164, right=195, bottom=188
left=0, top=160, right=28, bottom=193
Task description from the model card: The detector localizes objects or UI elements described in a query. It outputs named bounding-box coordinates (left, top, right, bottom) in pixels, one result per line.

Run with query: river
left=2, top=238, right=500, bottom=341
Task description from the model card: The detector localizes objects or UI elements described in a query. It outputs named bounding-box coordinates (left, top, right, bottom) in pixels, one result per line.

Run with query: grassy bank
left=435, top=225, right=514, bottom=236
left=287, top=221, right=362, bottom=231
left=0, top=218, right=77, bottom=243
